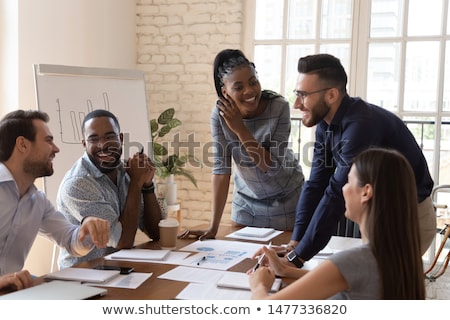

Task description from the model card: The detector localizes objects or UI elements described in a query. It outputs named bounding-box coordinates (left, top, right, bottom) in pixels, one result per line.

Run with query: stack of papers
left=109, top=248, right=171, bottom=261
left=45, top=267, right=120, bottom=283
left=226, top=227, right=283, bottom=241
left=234, top=227, right=275, bottom=238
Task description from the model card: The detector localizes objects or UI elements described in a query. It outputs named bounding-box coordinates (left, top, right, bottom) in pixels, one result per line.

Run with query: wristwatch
left=286, top=250, right=304, bottom=268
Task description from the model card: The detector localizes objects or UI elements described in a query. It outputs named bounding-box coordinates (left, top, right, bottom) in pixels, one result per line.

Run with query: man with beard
left=0, top=110, right=109, bottom=288
left=57, top=109, right=161, bottom=268
left=280, top=54, right=436, bottom=268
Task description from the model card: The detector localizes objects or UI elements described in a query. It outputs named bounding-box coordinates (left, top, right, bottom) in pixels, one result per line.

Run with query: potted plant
left=150, top=108, right=199, bottom=204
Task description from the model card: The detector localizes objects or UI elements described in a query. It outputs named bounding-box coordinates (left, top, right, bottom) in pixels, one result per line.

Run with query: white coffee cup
left=158, top=218, right=179, bottom=250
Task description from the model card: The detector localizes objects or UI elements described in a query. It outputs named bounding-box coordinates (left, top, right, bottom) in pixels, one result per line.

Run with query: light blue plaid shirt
left=57, top=153, right=145, bottom=269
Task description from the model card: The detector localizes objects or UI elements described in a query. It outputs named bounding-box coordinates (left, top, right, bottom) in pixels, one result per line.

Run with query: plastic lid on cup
left=158, top=218, right=179, bottom=227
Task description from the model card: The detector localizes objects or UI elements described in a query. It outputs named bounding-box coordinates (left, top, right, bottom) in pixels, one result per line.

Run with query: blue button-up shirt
left=292, top=95, right=434, bottom=261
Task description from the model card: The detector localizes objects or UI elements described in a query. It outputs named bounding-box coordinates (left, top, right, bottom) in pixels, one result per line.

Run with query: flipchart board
left=34, top=64, right=151, bottom=205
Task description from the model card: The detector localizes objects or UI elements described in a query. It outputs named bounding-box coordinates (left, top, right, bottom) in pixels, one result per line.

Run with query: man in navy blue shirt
left=284, top=53, right=436, bottom=268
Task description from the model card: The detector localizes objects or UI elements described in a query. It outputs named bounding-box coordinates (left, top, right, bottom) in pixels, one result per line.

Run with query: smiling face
left=293, top=73, right=332, bottom=127
left=82, top=116, right=122, bottom=174
left=23, top=119, right=60, bottom=178
left=220, top=65, right=262, bottom=118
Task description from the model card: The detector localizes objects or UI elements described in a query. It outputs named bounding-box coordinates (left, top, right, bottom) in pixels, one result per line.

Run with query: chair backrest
left=431, top=184, right=450, bottom=212
left=334, top=215, right=361, bottom=238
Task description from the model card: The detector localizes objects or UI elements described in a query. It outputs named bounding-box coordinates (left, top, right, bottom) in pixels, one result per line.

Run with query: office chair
left=334, top=215, right=361, bottom=238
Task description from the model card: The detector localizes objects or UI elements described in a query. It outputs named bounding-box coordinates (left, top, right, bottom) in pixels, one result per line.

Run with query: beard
left=23, top=158, right=54, bottom=178
left=301, top=99, right=331, bottom=127
left=87, top=145, right=122, bottom=174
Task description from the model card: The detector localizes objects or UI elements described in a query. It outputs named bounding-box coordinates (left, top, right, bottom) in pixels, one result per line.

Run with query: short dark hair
left=213, top=49, right=256, bottom=98
left=81, top=109, right=120, bottom=134
left=297, top=53, right=348, bottom=92
left=0, top=109, right=49, bottom=162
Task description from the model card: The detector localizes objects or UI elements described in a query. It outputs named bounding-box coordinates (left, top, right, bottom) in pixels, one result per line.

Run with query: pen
left=253, top=241, right=272, bottom=272
left=197, top=256, right=207, bottom=266
left=140, top=147, right=144, bottom=154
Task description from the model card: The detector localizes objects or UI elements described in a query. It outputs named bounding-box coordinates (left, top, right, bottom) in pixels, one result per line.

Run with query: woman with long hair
left=250, top=147, right=425, bottom=299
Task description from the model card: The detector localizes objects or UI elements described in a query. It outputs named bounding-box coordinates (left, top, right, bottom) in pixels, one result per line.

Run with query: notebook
left=45, top=267, right=120, bottom=283
left=216, top=271, right=282, bottom=292
left=109, top=248, right=171, bottom=261
left=234, top=227, right=275, bottom=238
left=0, top=280, right=107, bottom=300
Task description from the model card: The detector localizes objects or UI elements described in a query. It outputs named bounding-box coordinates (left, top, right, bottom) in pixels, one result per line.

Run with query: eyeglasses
left=293, top=88, right=332, bottom=103
left=86, top=133, right=120, bottom=145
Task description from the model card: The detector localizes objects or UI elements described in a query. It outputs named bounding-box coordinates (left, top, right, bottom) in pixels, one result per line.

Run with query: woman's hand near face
left=216, top=97, right=246, bottom=134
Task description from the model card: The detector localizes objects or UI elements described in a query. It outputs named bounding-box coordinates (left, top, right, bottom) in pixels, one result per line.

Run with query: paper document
left=105, top=251, right=191, bottom=265
left=84, top=272, right=152, bottom=289
left=226, top=229, right=283, bottom=242
left=109, top=248, right=170, bottom=261
left=216, top=271, right=282, bottom=292
left=234, top=226, right=275, bottom=238
left=179, top=239, right=263, bottom=259
left=45, top=267, right=120, bottom=283
left=176, top=282, right=252, bottom=300
left=0, top=280, right=107, bottom=300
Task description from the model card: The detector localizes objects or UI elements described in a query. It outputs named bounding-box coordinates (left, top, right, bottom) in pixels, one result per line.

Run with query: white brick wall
left=136, top=0, right=244, bottom=228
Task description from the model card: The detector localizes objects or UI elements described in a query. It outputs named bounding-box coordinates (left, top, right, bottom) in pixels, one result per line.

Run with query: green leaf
left=150, top=119, right=158, bottom=134
left=152, top=143, right=168, bottom=156
left=158, top=108, right=175, bottom=124
left=158, top=125, right=172, bottom=138
left=167, top=119, right=182, bottom=129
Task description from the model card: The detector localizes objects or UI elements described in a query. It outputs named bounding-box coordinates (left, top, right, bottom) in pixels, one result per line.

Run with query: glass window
left=321, top=0, right=353, bottom=39
left=288, top=0, right=316, bottom=39
left=367, top=42, right=401, bottom=112
left=255, top=0, right=284, bottom=40
left=404, top=41, right=440, bottom=112
left=407, top=0, right=442, bottom=36
left=254, top=45, right=282, bottom=93
left=370, top=0, right=404, bottom=38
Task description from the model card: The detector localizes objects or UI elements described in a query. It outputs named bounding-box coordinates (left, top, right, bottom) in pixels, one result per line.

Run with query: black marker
left=197, top=256, right=207, bottom=266
left=140, top=147, right=144, bottom=154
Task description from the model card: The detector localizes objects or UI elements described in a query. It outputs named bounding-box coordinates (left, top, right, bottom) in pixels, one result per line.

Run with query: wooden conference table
left=79, top=224, right=291, bottom=300
left=30, top=225, right=360, bottom=300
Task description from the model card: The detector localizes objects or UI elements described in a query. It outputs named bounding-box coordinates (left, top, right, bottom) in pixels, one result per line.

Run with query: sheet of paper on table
left=225, top=227, right=284, bottom=242
left=84, top=272, right=152, bottom=289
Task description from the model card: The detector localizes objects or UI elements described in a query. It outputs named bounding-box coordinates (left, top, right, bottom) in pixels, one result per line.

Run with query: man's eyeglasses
left=86, top=133, right=120, bottom=145
left=293, top=88, right=331, bottom=102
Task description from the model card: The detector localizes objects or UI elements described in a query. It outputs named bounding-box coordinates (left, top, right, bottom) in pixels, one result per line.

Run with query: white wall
left=0, top=0, right=136, bottom=116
